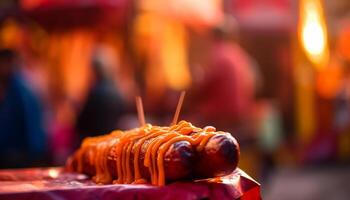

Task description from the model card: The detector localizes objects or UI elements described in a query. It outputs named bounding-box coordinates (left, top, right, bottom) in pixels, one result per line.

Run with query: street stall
left=0, top=0, right=262, bottom=199
left=0, top=93, right=261, bottom=200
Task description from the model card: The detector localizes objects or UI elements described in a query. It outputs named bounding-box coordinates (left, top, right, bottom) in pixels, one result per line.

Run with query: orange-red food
left=66, top=121, right=240, bottom=186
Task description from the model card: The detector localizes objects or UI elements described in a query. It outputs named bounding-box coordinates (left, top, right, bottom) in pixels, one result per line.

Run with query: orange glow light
left=299, top=0, right=329, bottom=70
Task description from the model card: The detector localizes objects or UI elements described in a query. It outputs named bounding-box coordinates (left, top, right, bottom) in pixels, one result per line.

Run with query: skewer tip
left=136, top=96, right=146, bottom=126
left=171, top=91, right=186, bottom=125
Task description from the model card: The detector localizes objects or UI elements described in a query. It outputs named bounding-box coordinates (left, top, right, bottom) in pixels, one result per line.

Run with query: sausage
left=66, top=124, right=240, bottom=185
left=194, top=133, right=240, bottom=178
left=137, top=140, right=194, bottom=182
left=162, top=141, right=195, bottom=181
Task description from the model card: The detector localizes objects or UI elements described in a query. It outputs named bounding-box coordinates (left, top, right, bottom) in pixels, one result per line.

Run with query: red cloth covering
left=0, top=167, right=260, bottom=200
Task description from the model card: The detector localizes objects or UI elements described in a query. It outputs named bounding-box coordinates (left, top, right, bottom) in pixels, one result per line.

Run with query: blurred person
left=189, top=16, right=259, bottom=132
left=0, top=49, right=46, bottom=168
left=75, top=47, right=126, bottom=141
left=255, top=100, right=282, bottom=184
left=334, top=60, right=350, bottom=162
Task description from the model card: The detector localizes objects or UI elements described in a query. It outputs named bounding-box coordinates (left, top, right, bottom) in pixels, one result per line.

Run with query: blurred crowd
left=0, top=0, right=261, bottom=168
left=1, top=0, right=350, bottom=199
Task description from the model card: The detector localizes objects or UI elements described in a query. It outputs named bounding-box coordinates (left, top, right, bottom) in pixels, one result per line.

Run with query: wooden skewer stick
left=171, top=91, right=186, bottom=125
left=136, top=96, right=146, bottom=126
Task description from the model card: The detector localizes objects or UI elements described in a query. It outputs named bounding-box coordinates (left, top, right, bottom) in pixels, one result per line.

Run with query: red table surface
left=0, top=167, right=261, bottom=200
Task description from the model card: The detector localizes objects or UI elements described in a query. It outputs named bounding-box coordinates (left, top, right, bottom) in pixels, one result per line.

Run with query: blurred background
left=0, top=0, right=350, bottom=199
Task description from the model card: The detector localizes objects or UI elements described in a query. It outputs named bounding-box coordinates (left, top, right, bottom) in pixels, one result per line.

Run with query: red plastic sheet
left=0, top=167, right=260, bottom=200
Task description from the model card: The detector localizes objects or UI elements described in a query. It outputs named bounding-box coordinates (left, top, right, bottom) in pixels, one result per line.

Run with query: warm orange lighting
left=299, top=0, right=329, bottom=70
left=48, top=168, right=60, bottom=179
